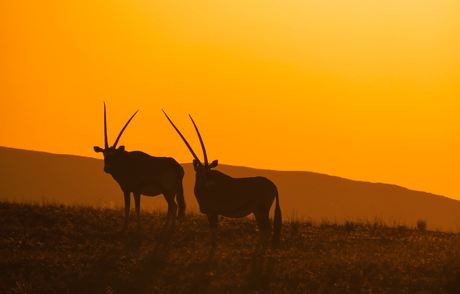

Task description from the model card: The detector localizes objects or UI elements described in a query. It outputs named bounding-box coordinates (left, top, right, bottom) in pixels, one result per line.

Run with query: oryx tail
left=273, top=189, right=282, bottom=248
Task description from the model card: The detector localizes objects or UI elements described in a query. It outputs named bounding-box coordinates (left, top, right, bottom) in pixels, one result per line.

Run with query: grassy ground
left=1, top=201, right=460, bottom=294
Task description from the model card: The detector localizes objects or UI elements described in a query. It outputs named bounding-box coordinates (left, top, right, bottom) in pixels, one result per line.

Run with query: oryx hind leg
left=176, top=181, right=186, bottom=218
left=253, top=206, right=272, bottom=254
left=162, top=192, right=178, bottom=232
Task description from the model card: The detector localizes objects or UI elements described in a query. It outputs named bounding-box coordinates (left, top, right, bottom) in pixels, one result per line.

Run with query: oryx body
left=164, top=111, right=281, bottom=249
left=94, top=104, right=185, bottom=232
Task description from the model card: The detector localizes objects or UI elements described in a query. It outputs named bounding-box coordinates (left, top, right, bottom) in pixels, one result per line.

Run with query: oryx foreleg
left=123, top=191, right=131, bottom=231
left=134, top=192, right=142, bottom=231
left=207, top=213, right=219, bottom=248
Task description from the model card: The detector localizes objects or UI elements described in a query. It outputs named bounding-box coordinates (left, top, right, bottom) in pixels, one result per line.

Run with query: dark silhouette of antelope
left=163, top=111, right=281, bottom=250
left=93, top=103, right=185, bottom=232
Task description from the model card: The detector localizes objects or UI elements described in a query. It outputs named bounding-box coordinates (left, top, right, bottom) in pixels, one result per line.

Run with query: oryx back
left=195, top=170, right=277, bottom=218
left=109, top=150, right=184, bottom=196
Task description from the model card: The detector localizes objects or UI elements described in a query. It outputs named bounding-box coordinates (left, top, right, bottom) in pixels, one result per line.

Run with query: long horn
left=162, top=110, right=202, bottom=164
left=113, top=109, right=139, bottom=148
left=104, top=102, right=108, bottom=149
left=189, top=115, right=208, bottom=167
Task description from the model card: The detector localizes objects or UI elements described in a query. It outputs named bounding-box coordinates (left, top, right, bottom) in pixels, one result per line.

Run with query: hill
left=1, top=146, right=460, bottom=230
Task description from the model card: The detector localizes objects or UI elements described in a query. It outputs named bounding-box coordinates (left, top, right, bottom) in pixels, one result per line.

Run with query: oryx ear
left=118, top=146, right=125, bottom=151
left=210, top=160, right=218, bottom=168
left=94, top=146, right=104, bottom=153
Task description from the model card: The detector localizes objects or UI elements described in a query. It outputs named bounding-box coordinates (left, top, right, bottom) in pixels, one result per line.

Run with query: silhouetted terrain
left=1, top=146, right=459, bottom=230
left=2, top=201, right=460, bottom=293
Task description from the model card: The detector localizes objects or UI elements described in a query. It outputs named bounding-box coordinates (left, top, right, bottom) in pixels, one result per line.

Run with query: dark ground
left=1, top=201, right=460, bottom=294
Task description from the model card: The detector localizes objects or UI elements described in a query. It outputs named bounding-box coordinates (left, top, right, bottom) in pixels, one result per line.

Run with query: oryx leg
left=253, top=206, right=272, bottom=253
left=134, top=192, right=142, bottom=231
left=123, top=191, right=131, bottom=231
left=163, top=192, right=178, bottom=232
left=207, top=213, right=219, bottom=248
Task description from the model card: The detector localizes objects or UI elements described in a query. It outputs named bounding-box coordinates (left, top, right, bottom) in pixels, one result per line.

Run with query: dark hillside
left=0, top=146, right=120, bottom=206
left=216, top=165, right=460, bottom=230
left=1, top=146, right=460, bottom=230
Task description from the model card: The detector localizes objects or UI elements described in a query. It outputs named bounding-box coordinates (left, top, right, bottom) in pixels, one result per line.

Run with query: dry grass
left=1, top=200, right=460, bottom=294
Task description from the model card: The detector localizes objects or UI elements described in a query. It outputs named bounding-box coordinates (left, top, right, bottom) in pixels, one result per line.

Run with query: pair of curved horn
left=162, top=110, right=209, bottom=167
left=103, top=102, right=138, bottom=149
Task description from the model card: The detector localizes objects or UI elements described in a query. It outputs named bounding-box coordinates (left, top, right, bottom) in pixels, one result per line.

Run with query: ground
left=1, top=201, right=460, bottom=294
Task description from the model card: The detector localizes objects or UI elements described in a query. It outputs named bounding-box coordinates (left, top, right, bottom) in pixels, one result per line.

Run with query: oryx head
left=163, top=111, right=218, bottom=186
left=94, top=102, right=138, bottom=174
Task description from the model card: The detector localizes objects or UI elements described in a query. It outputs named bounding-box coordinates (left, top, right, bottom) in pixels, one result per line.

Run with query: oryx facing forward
left=163, top=111, right=281, bottom=250
left=94, top=103, right=185, bottom=232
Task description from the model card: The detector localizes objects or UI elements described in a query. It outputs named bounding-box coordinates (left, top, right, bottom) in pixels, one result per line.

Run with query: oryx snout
left=103, top=163, right=113, bottom=174
left=94, top=148, right=115, bottom=174
left=102, top=146, right=125, bottom=174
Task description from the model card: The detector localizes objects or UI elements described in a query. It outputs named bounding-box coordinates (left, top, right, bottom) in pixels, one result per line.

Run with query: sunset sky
left=1, top=1, right=459, bottom=200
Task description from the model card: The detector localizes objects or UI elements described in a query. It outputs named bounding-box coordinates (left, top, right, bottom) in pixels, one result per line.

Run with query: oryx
left=94, top=103, right=185, bottom=232
left=163, top=111, right=281, bottom=249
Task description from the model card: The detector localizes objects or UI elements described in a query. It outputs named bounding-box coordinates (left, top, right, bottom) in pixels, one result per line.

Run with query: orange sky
left=1, top=1, right=459, bottom=200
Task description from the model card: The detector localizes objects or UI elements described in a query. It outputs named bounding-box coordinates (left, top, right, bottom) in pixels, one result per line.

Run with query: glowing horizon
left=1, top=0, right=459, bottom=199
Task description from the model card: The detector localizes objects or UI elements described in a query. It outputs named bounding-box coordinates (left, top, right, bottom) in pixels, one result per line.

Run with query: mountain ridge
left=1, top=146, right=459, bottom=231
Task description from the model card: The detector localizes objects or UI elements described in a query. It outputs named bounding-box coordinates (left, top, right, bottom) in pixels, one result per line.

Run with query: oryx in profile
left=163, top=111, right=281, bottom=250
left=94, top=103, right=185, bottom=232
